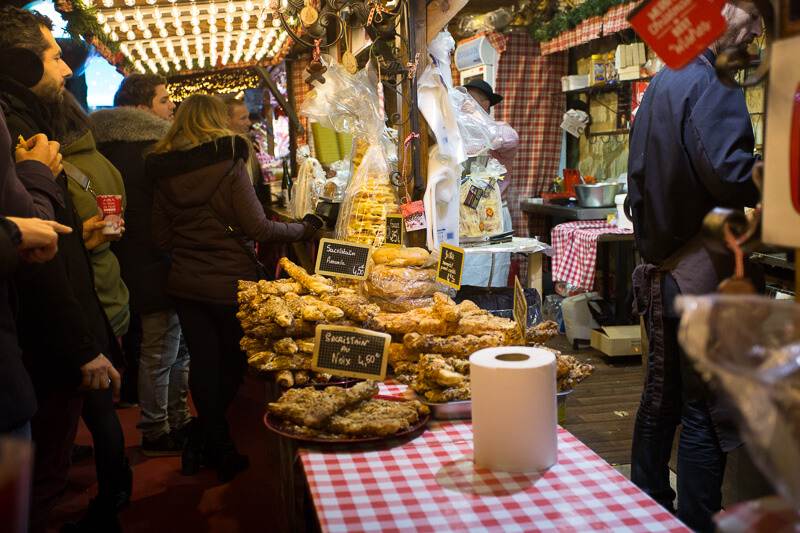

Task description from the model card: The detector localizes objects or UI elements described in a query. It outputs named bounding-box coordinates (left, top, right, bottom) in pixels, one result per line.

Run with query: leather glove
left=301, top=213, right=325, bottom=231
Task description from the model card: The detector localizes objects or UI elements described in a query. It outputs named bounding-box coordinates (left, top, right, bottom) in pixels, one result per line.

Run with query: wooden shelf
left=550, top=76, right=654, bottom=98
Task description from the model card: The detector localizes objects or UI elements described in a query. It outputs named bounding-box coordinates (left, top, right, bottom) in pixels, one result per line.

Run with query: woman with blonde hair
left=146, top=94, right=316, bottom=482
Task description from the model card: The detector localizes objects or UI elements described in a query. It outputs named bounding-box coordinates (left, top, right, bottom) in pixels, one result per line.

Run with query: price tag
left=312, top=325, right=391, bottom=381
left=436, top=243, right=464, bottom=290
left=384, top=214, right=404, bottom=248
left=628, top=0, right=727, bottom=70
left=463, top=185, right=484, bottom=210
left=315, top=238, right=372, bottom=280
left=513, top=275, right=528, bottom=341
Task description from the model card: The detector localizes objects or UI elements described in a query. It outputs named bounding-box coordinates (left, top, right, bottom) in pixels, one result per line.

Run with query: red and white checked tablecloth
left=298, top=380, right=689, bottom=533
left=551, top=220, right=633, bottom=293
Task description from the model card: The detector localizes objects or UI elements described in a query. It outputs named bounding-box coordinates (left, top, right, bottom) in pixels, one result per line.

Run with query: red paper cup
left=96, top=195, right=122, bottom=235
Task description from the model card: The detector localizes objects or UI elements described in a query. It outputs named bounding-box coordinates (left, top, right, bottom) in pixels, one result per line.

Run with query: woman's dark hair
left=0, top=6, right=53, bottom=60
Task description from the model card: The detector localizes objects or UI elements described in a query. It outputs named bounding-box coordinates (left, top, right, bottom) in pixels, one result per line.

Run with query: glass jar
left=605, top=52, right=617, bottom=84
left=591, top=54, right=605, bottom=86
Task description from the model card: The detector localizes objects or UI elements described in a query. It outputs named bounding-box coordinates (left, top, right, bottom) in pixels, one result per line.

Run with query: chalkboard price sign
left=513, top=276, right=528, bottom=340
left=312, top=325, right=391, bottom=381
left=436, top=243, right=464, bottom=290
left=384, top=214, right=404, bottom=248
left=315, top=238, right=372, bottom=280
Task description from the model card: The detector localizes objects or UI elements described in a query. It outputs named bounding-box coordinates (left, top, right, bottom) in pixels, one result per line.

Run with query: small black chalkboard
left=384, top=214, right=404, bottom=248
left=315, top=238, right=372, bottom=280
left=513, top=276, right=528, bottom=340
left=312, top=325, right=391, bottom=381
left=436, top=243, right=464, bottom=290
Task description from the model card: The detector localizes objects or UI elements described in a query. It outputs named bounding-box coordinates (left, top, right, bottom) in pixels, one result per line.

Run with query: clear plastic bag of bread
left=299, top=56, right=399, bottom=248
left=459, top=157, right=505, bottom=239
left=289, top=156, right=325, bottom=219
left=363, top=246, right=450, bottom=312
left=677, top=294, right=800, bottom=509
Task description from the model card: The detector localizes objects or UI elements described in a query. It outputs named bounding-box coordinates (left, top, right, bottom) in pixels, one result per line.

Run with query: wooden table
left=461, top=237, right=549, bottom=297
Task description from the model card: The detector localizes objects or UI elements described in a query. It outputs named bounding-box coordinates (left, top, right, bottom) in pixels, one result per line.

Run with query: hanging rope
left=366, top=0, right=390, bottom=25
left=723, top=224, right=745, bottom=279
left=407, top=52, right=420, bottom=78
left=313, top=38, right=322, bottom=61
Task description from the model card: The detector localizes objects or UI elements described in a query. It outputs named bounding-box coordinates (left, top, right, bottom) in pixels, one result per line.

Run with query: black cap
left=464, top=79, right=502, bottom=107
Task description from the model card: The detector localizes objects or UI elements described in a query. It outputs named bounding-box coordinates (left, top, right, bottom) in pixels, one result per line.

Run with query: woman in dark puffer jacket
left=146, top=94, right=314, bottom=482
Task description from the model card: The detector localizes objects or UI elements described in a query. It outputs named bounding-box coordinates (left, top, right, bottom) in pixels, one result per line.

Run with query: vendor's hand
left=15, top=134, right=63, bottom=178
left=82, top=214, right=124, bottom=249
left=7, top=216, right=72, bottom=263
left=79, top=354, right=121, bottom=392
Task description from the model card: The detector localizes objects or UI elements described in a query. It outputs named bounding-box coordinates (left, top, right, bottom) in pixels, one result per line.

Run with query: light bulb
left=192, top=26, right=201, bottom=35
left=226, top=22, right=233, bottom=32
left=209, top=3, right=218, bottom=14
left=110, top=31, right=119, bottom=41
left=159, top=28, right=168, bottom=37
left=153, top=7, right=161, bottom=18
left=209, top=24, right=218, bottom=33
left=146, top=0, right=156, bottom=4
left=133, top=7, right=143, bottom=20
left=114, top=9, right=124, bottom=22
left=127, top=30, right=135, bottom=40
left=226, top=1, right=236, bottom=13
left=155, top=19, right=165, bottom=28
left=96, top=13, right=106, bottom=24
left=272, top=17, right=280, bottom=27
left=103, top=23, right=112, bottom=33
left=191, top=16, right=199, bottom=26
left=240, top=21, right=248, bottom=30
left=171, top=6, right=180, bottom=18
left=241, top=12, right=250, bottom=22
left=124, top=0, right=135, bottom=6
left=190, top=3, right=200, bottom=16
left=143, top=29, right=152, bottom=38
left=120, top=21, right=129, bottom=32
left=225, top=13, right=233, bottom=23
left=176, top=27, right=185, bottom=36
left=256, top=19, right=264, bottom=29
left=102, top=0, right=113, bottom=7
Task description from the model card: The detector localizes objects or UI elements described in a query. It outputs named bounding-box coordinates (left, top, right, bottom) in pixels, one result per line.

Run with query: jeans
left=631, top=273, right=727, bottom=533
left=136, top=308, right=191, bottom=440
left=175, top=298, right=247, bottom=440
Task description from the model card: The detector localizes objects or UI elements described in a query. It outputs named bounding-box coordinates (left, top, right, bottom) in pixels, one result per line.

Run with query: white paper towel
left=470, top=346, right=558, bottom=473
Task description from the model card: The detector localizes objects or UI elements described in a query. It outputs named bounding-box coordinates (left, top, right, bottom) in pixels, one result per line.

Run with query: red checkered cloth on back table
left=552, top=221, right=633, bottom=292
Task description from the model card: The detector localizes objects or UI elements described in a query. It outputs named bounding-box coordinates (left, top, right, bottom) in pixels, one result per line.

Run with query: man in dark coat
left=0, top=6, right=122, bottom=532
left=626, top=2, right=763, bottom=531
left=0, top=104, right=67, bottom=437
left=93, top=74, right=192, bottom=455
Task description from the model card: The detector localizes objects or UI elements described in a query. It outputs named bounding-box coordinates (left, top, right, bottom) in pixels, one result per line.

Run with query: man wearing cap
left=461, top=79, right=519, bottom=287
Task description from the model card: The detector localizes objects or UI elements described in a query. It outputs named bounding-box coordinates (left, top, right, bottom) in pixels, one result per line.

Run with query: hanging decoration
left=55, top=0, right=134, bottom=74
left=526, top=0, right=634, bottom=42
left=167, top=67, right=262, bottom=102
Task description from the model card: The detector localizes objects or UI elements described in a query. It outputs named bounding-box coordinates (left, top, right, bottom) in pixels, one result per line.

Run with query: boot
left=60, top=497, right=121, bottom=533
left=181, top=418, right=204, bottom=476
left=207, top=429, right=249, bottom=483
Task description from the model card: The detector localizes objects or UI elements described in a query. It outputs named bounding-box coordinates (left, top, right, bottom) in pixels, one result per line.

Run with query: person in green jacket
left=49, top=91, right=132, bottom=532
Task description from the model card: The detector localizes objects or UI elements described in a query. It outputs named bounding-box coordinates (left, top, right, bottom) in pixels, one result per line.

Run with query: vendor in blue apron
left=460, top=80, right=519, bottom=287
left=627, top=2, right=763, bottom=531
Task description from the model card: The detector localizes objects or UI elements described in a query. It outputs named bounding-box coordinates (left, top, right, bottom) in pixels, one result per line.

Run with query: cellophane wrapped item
left=459, top=158, right=506, bottom=239
left=299, top=58, right=399, bottom=248
left=677, top=294, right=800, bottom=509
left=288, top=157, right=325, bottom=219
left=362, top=246, right=449, bottom=312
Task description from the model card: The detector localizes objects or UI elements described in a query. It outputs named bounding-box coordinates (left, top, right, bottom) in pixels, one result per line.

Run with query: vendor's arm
left=686, top=82, right=760, bottom=207
left=488, top=122, right=519, bottom=175
left=230, top=159, right=310, bottom=242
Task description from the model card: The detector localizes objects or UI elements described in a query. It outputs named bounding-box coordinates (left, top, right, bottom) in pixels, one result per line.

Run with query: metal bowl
left=573, top=182, right=623, bottom=207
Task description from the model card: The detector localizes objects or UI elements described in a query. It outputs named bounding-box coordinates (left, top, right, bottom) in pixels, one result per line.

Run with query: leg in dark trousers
left=28, top=388, right=83, bottom=533
left=175, top=298, right=249, bottom=482
left=119, top=312, right=142, bottom=406
left=81, top=387, right=130, bottom=509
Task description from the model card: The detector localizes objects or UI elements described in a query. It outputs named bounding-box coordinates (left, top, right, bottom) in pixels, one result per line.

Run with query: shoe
left=208, top=431, right=249, bottom=483
left=115, top=401, right=139, bottom=409
left=112, top=457, right=133, bottom=513
left=141, top=433, right=183, bottom=457
left=70, top=444, right=93, bottom=463
left=181, top=419, right=204, bottom=476
left=60, top=498, right=121, bottom=533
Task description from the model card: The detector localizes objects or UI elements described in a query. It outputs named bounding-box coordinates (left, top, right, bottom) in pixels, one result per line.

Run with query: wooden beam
left=426, top=0, right=469, bottom=44
left=254, top=65, right=304, bottom=134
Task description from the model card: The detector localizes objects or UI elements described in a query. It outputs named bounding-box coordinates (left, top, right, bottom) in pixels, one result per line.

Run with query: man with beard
left=93, top=74, right=193, bottom=457
left=627, top=2, right=763, bottom=531
left=0, top=6, right=122, bottom=532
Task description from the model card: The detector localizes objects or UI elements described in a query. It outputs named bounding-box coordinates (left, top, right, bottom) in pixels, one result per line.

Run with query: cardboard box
left=590, top=325, right=643, bottom=357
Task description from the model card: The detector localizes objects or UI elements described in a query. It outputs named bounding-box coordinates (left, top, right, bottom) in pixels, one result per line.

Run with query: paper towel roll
left=470, top=346, right=558, bottom=473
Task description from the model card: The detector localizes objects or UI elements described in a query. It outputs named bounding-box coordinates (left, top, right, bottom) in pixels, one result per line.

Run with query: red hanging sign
left=628, top=0, right=727, bottom=70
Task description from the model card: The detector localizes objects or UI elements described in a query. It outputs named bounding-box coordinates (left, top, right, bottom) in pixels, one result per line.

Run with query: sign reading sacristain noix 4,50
left=312, top=325, right=391, bottom=381
left=628, top=0, right=727, bottom=70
